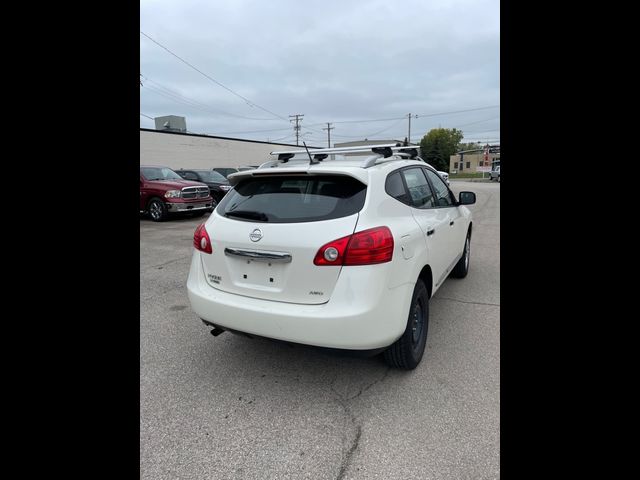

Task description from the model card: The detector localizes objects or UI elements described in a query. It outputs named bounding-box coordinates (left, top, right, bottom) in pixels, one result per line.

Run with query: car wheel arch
left=417, top=265, right=433, bottom=299
left=146, top=196, right=165, bottom=210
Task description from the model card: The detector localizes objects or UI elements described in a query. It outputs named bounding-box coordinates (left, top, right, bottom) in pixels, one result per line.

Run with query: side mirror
left=458, top=191, right=476, bottom=205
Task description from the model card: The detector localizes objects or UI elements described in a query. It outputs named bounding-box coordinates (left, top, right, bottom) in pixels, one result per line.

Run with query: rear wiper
left=225, top=210, right=269, bottom=222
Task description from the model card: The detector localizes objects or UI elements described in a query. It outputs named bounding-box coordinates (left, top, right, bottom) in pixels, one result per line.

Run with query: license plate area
left=231, top=258, right=285, bottom=291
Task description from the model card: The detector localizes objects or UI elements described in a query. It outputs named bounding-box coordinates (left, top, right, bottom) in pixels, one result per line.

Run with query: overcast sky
left=140, top=0, right=499, bottom=146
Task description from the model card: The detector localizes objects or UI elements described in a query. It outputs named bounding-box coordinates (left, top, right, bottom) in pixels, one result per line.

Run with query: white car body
left=187, top=146, right=474, bottom=367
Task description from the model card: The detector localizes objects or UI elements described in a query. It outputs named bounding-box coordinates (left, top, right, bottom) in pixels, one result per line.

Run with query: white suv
left=187, top=145, right=476, bottom=369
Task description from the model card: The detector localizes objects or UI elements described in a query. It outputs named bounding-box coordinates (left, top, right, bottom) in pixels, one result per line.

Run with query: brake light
left=193, top=223, right=212, bottom=254
left=314, top=227, right=394, bottom=266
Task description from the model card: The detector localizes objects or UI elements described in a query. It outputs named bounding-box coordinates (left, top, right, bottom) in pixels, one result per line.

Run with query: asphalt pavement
left=140, top=181, right=500, bottom=479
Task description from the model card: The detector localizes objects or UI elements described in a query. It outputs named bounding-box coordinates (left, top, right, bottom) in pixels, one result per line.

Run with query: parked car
left=140, top=165, right=213, bottom=222
left=490, top=165, right=500, bottom=182
left=187, top=144, right=476, bottom=369
left=212, top=167, right=240, bottom=178
left=437, top=171, right=450, bottom=186
left=176, top=169, right=232, bottom=206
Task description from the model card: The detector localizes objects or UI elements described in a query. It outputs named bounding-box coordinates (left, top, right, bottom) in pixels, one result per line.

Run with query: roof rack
left=264, top=144, right=421, bottom=167
left=271, top=143, right=399, bottom=156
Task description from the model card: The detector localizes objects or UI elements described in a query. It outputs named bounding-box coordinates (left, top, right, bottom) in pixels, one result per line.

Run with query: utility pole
left=322, top=122, right=334, bottom=148
left=407, top=113, right=418, bottom=144
left=289, top=114, right=304, bottom=146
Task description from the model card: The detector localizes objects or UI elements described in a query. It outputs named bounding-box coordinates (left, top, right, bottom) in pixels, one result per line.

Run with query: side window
left=385, top=171, right=411, bottom=205
left=424, top=169, right=454, bottom=207
left=401, top=168, right=435, bottom=208
left=182, top=171, right=198, bottom=180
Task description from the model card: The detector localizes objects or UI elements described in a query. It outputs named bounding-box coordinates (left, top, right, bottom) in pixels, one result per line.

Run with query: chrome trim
left=181, top=186, right=210, bottom=199
left=166, top=202, right=212, bottom=212
left=224, top=248, right=292, bottom=263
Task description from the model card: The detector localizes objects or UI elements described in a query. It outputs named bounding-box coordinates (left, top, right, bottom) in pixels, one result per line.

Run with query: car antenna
left=303, top=141, right=318, bottom=165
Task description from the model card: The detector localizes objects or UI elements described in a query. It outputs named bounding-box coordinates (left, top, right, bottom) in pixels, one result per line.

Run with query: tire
left=192, top=210, right=206, bottom=217
left=450, top=233, right=470, bottom=278
left=497, top=175, right=500, bottom=183
left=148, top=198, right=167, bottom=222
left=383, top=279, right=429, bottom=370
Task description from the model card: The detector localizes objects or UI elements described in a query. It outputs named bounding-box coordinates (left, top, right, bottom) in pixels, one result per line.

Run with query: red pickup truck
left=140, top=165, right=214, bottom=222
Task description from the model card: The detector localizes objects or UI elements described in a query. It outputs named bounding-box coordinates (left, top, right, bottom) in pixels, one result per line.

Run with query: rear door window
left=218, top=175, right=366, bottom=223
left=402, top=168, right=435, bottom=208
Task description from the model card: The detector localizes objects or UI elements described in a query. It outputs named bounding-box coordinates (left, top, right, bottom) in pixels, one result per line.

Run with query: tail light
left=193, top=223, right=212, bottom=254
left=314, top=227, right=394, bottom=266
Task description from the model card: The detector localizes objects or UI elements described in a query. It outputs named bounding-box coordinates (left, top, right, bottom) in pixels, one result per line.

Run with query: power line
left=141, top=76, right=278, bottom=121
left=140, top=31, right=289, bottom=122
left=215, top=126, right=294, bottom=135
left=289, top=114, right=304, bottom=146
left=415, top=105, right=499, bottom=118
left=304, top=105, right=499, bottom=127
left=454, top=115, right=500, bottom=128
left=330, top=117, right=407, bottom=139
left=140, top=113, right=154, bottom=120
left=322, top=123, right=334, bottom=147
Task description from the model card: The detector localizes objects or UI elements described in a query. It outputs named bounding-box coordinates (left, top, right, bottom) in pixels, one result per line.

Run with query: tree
left=419, top=128, right=464, bottom=172
left=458, top=142, right=482, bottom=152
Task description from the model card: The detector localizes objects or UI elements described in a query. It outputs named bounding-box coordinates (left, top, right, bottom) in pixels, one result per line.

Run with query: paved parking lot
left=140, top=181, right=500, bottom=479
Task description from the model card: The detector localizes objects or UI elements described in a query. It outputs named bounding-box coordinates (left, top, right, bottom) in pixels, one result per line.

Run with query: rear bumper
left=186, top=251, right=415, bottom=350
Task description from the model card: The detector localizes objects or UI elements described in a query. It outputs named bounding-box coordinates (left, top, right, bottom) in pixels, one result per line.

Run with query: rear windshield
left=217, top=175, right=366, bottom=223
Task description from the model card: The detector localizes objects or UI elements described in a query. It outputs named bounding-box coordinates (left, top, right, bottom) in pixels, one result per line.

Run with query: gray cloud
left=140, top=0, right=499, bottom=145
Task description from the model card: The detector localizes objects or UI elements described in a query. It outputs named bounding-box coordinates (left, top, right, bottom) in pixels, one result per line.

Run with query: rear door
left=424, top=168, right=465, bottom=281
left=199, top=174, right=367, bottom=305
left=398, top=167, right=451, bottom=288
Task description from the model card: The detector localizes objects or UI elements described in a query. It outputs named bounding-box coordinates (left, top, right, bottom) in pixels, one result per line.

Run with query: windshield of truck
left=196, top=170, right=228, bottom=183
left=141, top=167, right=183, bottom=181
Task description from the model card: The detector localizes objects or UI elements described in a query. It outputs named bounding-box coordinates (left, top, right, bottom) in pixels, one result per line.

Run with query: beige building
left=140, top=128, right=318, bottom=170
left=449, top=148, right=500, bottom=174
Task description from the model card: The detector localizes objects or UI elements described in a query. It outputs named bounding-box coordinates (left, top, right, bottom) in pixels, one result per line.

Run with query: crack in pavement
left=143, top=255, right=191, bottom=272
left=330, top=367, right=391, bottom=480
left=346, top=367, right=391, bottom=401
left=433, top=297, right=500, bottom=307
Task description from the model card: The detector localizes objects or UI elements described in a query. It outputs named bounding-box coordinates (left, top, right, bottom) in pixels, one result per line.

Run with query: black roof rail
left=371, top=146, right=393, bottom=158
left=278, top=153, right=295, bottom=162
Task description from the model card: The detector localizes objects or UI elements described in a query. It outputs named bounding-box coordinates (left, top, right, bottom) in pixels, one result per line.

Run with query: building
left=154, top=115, right=187, bottom=133
left=449, top=145, right=500, bottom=173
left=140, top=128, right=320, bottom=170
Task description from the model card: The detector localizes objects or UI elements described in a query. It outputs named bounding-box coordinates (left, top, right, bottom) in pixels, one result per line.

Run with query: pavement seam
left=433, top=297, right=500, bottom=307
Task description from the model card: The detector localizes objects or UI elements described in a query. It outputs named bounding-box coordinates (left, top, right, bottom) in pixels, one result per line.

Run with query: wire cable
left=140, top=31, right=289, bottom=122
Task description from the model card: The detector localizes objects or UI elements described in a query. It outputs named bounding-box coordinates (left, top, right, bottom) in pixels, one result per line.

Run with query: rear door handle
left=426, top=229, right=435, bottom=236
left=449, top=220, right=455, bottom=226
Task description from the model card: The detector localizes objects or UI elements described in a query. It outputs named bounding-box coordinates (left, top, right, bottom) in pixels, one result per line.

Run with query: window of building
left=454, top=162, right=458, bottom=169
left=466, top=162, right=471, bottom=169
